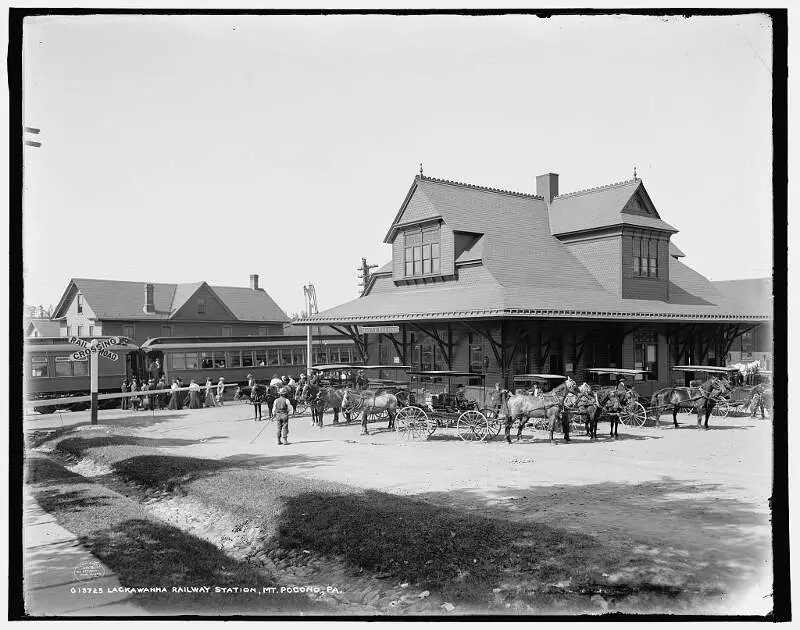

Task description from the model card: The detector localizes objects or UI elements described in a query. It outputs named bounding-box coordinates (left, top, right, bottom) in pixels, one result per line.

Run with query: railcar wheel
left=621, top=401, right=648, bottom=427
left=394, top=406, right=430, bottom=441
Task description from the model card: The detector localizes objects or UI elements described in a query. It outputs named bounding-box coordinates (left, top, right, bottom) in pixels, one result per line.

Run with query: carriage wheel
left=394, top=406, right=430, bottom=441
left=344, top=403, right=362, bottom=423
left=712, top=400, right=732, bottom=418
left=457, top=410, right=487, bottom=441
left=480, top=409, right=503, bottom=441
left=367, top=408, right=389, bottom=423
left=532, top=417, right=551, bottom=431
left=620, top=401, right=648, bottom=427
left=293, top=401, right=308, bottom=416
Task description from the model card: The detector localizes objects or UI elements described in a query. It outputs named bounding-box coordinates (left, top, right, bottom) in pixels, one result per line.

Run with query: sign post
left=69, top=336, right=121, bottom=424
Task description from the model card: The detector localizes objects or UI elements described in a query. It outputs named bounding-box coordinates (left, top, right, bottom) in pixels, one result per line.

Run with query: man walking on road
left=273, top=388, right=294, bottom=445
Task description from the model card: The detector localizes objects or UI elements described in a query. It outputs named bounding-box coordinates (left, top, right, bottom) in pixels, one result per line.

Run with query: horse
left=650, top=377, right=731, bottom=429
left=341, top=388, right=399, bottom=435
left=570, top=386, right=623, bottom=439
left=301, top=384, right=346, bottom=427
left=234, top=384, right=272, bottom=421
left=505, top=377, right=577, bottom=443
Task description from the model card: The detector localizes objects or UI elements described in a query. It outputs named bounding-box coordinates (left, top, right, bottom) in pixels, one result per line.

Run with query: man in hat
left=355, top=370, right=369, bottom=390
left=455, top=383, right=468, bottom=409
left=616, top=376, right=629, bottom=405
left=272, top=387, right=294, bottom=445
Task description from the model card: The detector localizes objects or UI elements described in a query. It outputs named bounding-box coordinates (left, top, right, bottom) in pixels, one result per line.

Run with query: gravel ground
left=25, top=404, right=775, bottom=615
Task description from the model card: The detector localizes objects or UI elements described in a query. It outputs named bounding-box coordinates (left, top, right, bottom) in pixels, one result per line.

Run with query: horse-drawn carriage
left=670, top=365, right=740, bottom=419
left=584, top=368, right=650, bottom=428
left=340, top=364, right=413, bottom=425
left=512, top=374, right=574, bottom=431
left=392, top=371, right=502, bottom=441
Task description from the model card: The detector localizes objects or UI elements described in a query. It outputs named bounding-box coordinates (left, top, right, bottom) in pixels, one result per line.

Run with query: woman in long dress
left=204, top=378, right=216, bottom=407
left=216, top=377, right=226, bottom=406
left=120, top=379, right=129, bottom=410
left=130, top=379, right=139, bottom=411
left=188, top=380, right=202, bottom=409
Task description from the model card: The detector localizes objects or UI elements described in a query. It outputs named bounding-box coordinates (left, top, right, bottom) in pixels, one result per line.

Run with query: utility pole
left=357, top=257, right=378, bottom=294
left=303, top=284, right=318, bottom=377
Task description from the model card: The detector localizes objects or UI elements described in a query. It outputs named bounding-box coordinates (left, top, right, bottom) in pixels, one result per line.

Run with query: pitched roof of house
left=297, top=174, right=768, bottom=325
left=549, top=178, right=677, bottom=235
left=53, top=278, right=289, bottom=322
left=25, top=318, right=61, bottom=337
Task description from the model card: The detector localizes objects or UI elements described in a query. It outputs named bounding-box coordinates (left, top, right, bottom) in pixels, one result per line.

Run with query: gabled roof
left=52, top=278, right=289, bottom=322
left=549, top=179, right=677, bottom=236
left=25, top=318, right=60, bottom=337
left=669, top=242, right=686, bottom=258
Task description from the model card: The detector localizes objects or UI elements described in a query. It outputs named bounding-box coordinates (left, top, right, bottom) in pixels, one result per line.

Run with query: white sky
left=21, top=12, right=773, bottom=316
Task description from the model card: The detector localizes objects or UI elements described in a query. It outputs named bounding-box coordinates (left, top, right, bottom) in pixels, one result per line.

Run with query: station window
left=633, top=237, right=658, bottom=278
left=31, top=357, right=48, bottom=378
left=404, top=227, right=441, bottom=278
left=329, top=348, right=340, bottom=363
left=634, top=333, right=658, bottom=380
left=469, top=334, right=484, bottom=374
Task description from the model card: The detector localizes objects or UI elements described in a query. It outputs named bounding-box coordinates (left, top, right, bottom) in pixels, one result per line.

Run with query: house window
left=76, top=326, right=83, bottom=337
left=404, top=227, right=441, bottom=278
left=77, top=294, right=83, bottom=314
left=258, top=326, right=267, bottom=337
left=88, top=326, right=95, bottom=337
left=197, top=298, right=206, bottom=314
left=123, top=324, right=135, bottom=339
left=31, top=357, right=48, bottom=378
left=634, top=333, right=658, bottom=380
left=161, top=325, right=173, bottom=337
left=221, top=326, right=232, bottom=337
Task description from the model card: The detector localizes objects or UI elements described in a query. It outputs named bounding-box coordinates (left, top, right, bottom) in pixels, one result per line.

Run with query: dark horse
left=505, top=377, right=578, bottom=443
left=650, top=377, right=731, bottom=429
left=301, top=384, right=345, bottom=427
left=235, top=384, right=273, bottom=421
left=571, top=385, right=622, bottom=439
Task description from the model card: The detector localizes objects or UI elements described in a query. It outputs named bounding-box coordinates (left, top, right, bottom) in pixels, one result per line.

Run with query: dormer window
left=197, top=297, right=206, bottom=314
left=404, top=227, right=441, bottom=278
left=632, top=236, right=658, bottom=278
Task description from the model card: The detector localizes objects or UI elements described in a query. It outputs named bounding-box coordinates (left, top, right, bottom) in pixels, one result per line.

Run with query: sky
left=21, top=12, right=774, bottom=317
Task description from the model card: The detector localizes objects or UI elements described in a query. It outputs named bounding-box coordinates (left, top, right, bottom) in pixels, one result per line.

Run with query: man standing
left=750, top=383, right=766, bottom=418
left=273, top=388, right=294, bottom=445
left=216, top=377, right=226, bottom=405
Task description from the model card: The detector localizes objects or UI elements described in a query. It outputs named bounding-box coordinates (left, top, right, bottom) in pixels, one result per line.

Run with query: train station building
left=299, top=172, right=771, bottom=397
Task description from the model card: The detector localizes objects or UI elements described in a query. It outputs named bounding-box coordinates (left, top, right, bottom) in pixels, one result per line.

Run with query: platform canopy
left=513, top=374, right=568, bottom=380
left=672, top=365, right=739, bottom=373
left=587, top=368, right=652, bottom=375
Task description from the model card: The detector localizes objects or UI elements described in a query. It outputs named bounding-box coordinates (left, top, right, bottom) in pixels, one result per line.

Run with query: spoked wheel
left=344, top=404, right=362, bottom=423
left=480, top=409, right=503, bottom=441
left=457, top=410, right=489, bottom=441
left=532, top=417, right=551, bottom=431
left=620, top=401, right=648, bottom=427
left=711, top=400, right=732, bottom=418
left=394, top=406, right=431, bottom=441
left=366, top=408, right=389, bottom=423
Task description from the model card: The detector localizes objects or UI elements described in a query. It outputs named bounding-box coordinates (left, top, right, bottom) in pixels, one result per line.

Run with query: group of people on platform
left=120, top=375, right=228, bottom=411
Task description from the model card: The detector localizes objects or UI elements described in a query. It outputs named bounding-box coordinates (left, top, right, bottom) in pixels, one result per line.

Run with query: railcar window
left=31, top=357, right=48, bottom=378
left=229, top=351, right=242, bottom=368
left=185, top=352, right=199, bottom=370
left=201, top=352, right=213, bottom=369
left=268, top=349, right=279, bottom=366
left=255, top=350, right=267, bottom=366
left=55, top=356, right=73, bottom=377
left=213, top=352, right=227, bottom=369
left=170, top=353, right=186, bottom=371
left=242, top=351, right=255, bottom=368
left=292, top=349, right=305, bottom=365
left=280, top=349, right=292, bottom=365
left=73, top=358, right=89, bottom=376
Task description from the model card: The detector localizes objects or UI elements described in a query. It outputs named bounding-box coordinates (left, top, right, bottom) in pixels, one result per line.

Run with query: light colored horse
left=506, top=377, right=577, bottom=443
left=341, top=388, right=398, bottom=435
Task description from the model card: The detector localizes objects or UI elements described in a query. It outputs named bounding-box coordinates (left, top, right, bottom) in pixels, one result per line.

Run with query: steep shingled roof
left=53, top=278, right=289, bottom=322
left=549, top=179, right=677, bottom=235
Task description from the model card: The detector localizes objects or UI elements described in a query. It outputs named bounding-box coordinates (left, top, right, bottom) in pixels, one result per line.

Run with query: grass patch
left=26, top=452, right=329, bottom=615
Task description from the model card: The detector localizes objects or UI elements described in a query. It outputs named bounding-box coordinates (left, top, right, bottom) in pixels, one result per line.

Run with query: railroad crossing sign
left=67, top=336, right=122, bottom=424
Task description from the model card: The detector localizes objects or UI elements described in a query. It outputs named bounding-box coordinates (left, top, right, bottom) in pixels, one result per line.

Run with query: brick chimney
left=536, top=172, right=559, bottom=203
left=144, top=283, right=155, bottom=313
left=250, top=274, right=259, bottom=291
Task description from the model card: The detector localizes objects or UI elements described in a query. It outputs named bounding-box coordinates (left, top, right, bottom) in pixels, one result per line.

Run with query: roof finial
left=633, top=165, right=637, bottom=179
left=419, top=162, right=424, bottom=177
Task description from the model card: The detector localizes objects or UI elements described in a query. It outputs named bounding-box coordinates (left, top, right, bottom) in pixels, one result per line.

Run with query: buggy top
left=672, top=365, right=739, bottom=374
left=310, top=364, right=358, bottom=372
left=514, top=373, right=568, bottom=381
left=587, top=368, right=651, bottom=376
left=408, top=371, right=485, bottom=378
